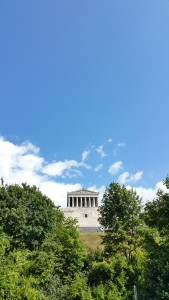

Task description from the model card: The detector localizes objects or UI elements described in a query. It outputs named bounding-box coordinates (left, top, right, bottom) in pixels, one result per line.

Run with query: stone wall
left=62, top=189, right=101, bottom=232
left=62, top=207, right=100, bottom=228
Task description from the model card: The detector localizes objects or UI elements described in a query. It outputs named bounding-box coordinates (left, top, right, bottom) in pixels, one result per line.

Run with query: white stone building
left=62, top=189, right=101, bottom=232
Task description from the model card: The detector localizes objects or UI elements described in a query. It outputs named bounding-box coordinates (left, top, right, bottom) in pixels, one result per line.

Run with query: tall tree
left=0, top=182, right=64, bottom=250
left=0, top=182, right=85, bottom=299
left=99, top=182, right=142, bottom=259
left=98, top=183, right=143, bottom=299
left=141, top=177, right=169, bottom=299
left=144, top=176, right=169, bottom=236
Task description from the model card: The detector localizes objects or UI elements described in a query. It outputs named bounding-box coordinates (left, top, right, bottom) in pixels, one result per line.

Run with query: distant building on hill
left=62, top=188, right=102, bottom=232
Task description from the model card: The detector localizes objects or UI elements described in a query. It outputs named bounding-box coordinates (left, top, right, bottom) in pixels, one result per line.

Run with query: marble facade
left=62, top=189, right=101, bottom=232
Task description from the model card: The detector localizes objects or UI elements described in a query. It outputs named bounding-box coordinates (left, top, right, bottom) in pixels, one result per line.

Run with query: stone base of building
left=62, top=207, right=100, bottom=229
left=79, top=227, right=103, bottom=233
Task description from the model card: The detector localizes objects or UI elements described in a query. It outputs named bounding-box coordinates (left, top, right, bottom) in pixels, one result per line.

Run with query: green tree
left=0, top=182, right=85, bottom=299
left=87, top=253, right=129, bottom=300
left=99, top=182, right=142, bottom=259
left=40, top=217, right=84, bottom=282
left=98, top=183, right=143, bottom=299
left=144, top=176, right=169, bottom=236
left=140, top=240, right=169, bottom=300
left=0, top=182, right=63, bottom=250
left=0, top=229, right=46, bottom=299
left=140, top=177, right=169, bottom=299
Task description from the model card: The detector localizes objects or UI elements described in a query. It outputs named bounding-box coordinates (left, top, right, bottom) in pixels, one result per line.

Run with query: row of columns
left=67, top=197, right=98, bottom=208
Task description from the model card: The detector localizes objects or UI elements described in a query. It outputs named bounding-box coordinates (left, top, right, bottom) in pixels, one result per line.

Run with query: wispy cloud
left=127, top=181, right=168, bottom=205
left=42, top=159, right=91, bottom=178
left=118, top=171, right=143, bottom=185
left=118, top=172, right=130, bottom=184
left=96, top=145, right=106, bottom=158
left=42, top=160, right=80, bottom=177
left=85, top=139, right=112, bottom=160
left=112, top=149, right=117, bottom=156
left=40, top=181, right=82, bottom=207
left=0, top=136, right=164, bottom=208
left=112, top=142, right=126, bottom=157
left=108, top=161, right=123, bottom=175
left=90, top=181, right=168, bottom=206
left=87, top=185, right=105, bottom=205
left=80, top=161, right=91, bottom=170
left=82, top=150, right=90, bottom=161
left=117, top=142, right=126, bottom=147
left=130, top=171, right=143, bottom=182
left=94, top=164, right=103, bottom=172
left=0, top=136, right=88, bottom=206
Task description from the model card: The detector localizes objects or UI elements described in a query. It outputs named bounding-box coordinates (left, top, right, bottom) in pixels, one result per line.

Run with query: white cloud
left=127, top=181, right=168, bottom=205
left=118, top=171, right=143, bottom=185
left=88, top=181, right=168, bottom=207
left=112, top=149, right=117, bottom=156
left=0, top=137, right=44, bottom=183
left=156, top=181, right=168, bottom=191
left=87, top=185, right=105, bottom=205
left=0, top=136, right=167, bottom=209
left=117, top=142, right=126, bottom=147
left=108, top=161, right=123, bottom=175
left=80, top=161, right=91, bottom=170
left=94, top=164, right=103, bottom=172
left=40, top=181, right=82, bottom=207
left=17, top=154, right=44, bottom=171
left=118, top=171, right=129, bottom=184
left=89, top=181, right=168, bottom=208
left=130, top=171, right=143, bottom=182
left=82, top=150, right=90, bottom=161
left=0, top=136, right=86, bottom=207
left=42, top=158, right=91, bottom=179
left=108, top=138, right=112, bottom=143
left=96, top=145, right=106, bottom=158
left=42, top=160, right=79, bottom=177
left=129, top=186, right=156, bottom=204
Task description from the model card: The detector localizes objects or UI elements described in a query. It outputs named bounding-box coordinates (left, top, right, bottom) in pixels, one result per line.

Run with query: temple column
left=68, top=197, right=70, bottom=207
left=84, top=197, right=87, bottom=207
left=96, top=197, right=98, bottom=207
left=93, top=197, right=95, bottom=207
left=89, top=197, right=91, bottom=207
left=80, top=197, right=82, bottom=208
left=72, top=197, right=74, bottom=207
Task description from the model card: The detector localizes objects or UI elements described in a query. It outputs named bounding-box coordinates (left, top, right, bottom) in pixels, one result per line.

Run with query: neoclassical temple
left=67, top=189, right=99, bottom=208
left=62, top=189, right=101, bottom=232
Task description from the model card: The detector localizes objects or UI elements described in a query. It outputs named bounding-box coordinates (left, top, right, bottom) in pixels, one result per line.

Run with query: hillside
left=80, top=232, right=104, bottom=250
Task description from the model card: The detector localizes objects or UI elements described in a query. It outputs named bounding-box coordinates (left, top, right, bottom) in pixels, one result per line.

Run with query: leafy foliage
left=144, top=176, right=169, bottom=235
left=140, top=177, right=169, bottom=299
left=0, top=182, right=63, bottom=250
left=0, top=182, right=84, bottom=299
left=99, top=182, right=142, bottom=259
left=1, top=179, right=169, bottom=299
left=0, top=230, right=45, bottom=299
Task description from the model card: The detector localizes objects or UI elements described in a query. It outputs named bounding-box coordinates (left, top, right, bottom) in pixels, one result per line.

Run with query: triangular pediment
left=68, top=189, right=99, bottom=195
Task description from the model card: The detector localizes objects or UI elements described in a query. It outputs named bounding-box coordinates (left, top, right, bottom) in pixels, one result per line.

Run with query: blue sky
left=0, top=1, right=169, bottom=206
